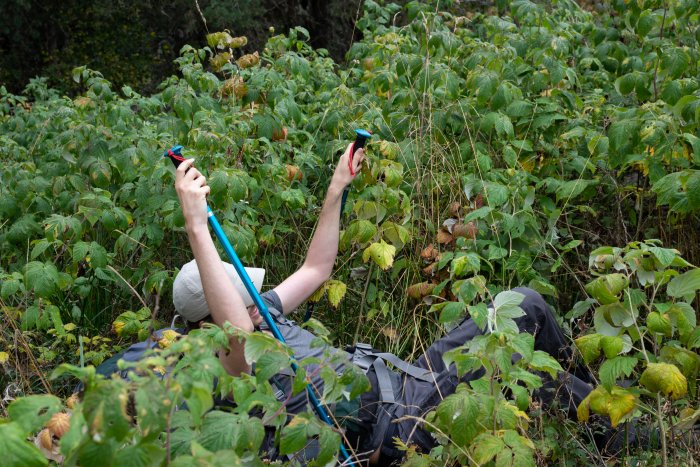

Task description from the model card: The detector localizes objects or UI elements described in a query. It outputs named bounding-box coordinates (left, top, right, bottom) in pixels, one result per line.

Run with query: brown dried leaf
left=66, top=393, right=79, bottom=410
left=420, top=244, right=438, bottom=261
left=236, top=51, right=260, bottom=69
left=453, top=222, right=478, bottom=240
left=436, top=229, right=453, bottom=244
left=407, top=282, right=435, bottom=299
left=381, top=326, right=398, bottom=340
left=474, top=193, right=484, bottom=209
left=273, top=127, right=289, bottom=142
left=221, top=77, right=248, bottom=99
left=38, top=428, right=53, bottom=450
left=448, top=202, right=461, bottom=217
left=285, top=164, right=302, bottom=181
left=46, top=412, right=71, bottom=439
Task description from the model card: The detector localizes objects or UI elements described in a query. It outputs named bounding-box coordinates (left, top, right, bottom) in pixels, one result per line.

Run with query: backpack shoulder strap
left=350, top=343, right=438, bottom=405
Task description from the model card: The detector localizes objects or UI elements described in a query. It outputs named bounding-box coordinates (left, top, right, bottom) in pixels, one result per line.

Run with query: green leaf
left=24, top=261, right=60, bottom=298
left=439, top=301, right=467, bottom=324
left=585, top=274, right=629, bottom=305
left=667, top=268, right=700, bottom=301
left=112, top=442, right=165, bottom=467
left=639, top=362, right=688, bottom=399
left=463, top=206, right=493, bottom=224
left=494, top=114, right=514, bottom=138
left=472, top=432, right=504, bottom=464
left=494, top=291, right=525, bottom=310
left=1, top=272, right=24, bottom=299
left=254, top=351, right=290, bottom=383
left=317, top=423, right=340, bottom=465
left=279, top=188, right=306, bottom=209
left=353, top=200, right=387, bottom=222
left=506, top=100, right=533, bottom=118
left=666, top=302, right=697, bottom=336
left=451, top=252, right=480, bottom=278
left=435, top=385, right=480, bottom=446
left=599, top=356, right=637, bottom=391
left=134, top=380, right=168, bottom=440
left=280, top=413, right=313, bottom=455
left=343, top=219, right=377, bottom=246
left=575, top=334, right=602, bottom=364
left=600, top=335, right=624, bottom=359
left=380, top=221, right=410, bottom=249
left=244, top=332, right=289, bottom=365
left=7, top=395, right=62, bottom=433
left=185, top=383, right=214, bottom=424
left=647, top=311, right=672, bottom=336
left=0, top=423, right=47, bottom=467
left=555, top=179, right=597, bottom=203
left=647, top=247, right=678, bottom=268
left=661, top=47, right=690, bottom=79
left=468, top=303, right=489, bottom=331
left=636, top=9, right=655, bottom=37
left=528, top=350, right=563, bottom=378
left=362, top=240, right=396, bottom=270
left=197, top=411, right=264, bottom=454
left=510, top=333, right=534, bottom=363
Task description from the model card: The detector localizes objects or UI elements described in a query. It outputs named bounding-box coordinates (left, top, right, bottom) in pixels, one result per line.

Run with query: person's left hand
left=331, top=143, right=365, bottom=189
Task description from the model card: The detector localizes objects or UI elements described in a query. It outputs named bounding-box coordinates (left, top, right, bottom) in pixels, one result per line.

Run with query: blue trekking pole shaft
left=164, top=146, right=354, bottom=465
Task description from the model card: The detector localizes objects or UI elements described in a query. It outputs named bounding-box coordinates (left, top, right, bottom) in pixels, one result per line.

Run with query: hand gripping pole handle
left=348, top=128, right=372, bottom=176
left=342, top=129, right=372, bottom=211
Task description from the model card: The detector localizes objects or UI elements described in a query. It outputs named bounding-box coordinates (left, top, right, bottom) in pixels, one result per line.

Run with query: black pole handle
left=342, top=129, right=372, bottom=211
left=164, top=145, right=186, bottom=169
left=348, top=129, right=371, bottom=176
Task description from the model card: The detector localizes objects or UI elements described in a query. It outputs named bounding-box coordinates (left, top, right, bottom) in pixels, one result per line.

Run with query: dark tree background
left=0, top=0, right=365, bottom=94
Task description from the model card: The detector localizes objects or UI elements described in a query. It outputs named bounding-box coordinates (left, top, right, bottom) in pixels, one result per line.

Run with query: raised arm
left=273, top=143, right=365, bottom=313
left=175, top=158, right=252, bottom=376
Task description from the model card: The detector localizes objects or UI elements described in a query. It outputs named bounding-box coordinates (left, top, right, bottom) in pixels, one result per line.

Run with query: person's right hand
left=331, top=142, right=365, bottom=190
left=175, top=159, right=210, bottom=231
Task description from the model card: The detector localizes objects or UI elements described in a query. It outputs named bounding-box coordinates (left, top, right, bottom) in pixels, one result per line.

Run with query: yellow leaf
left=578, top=386, right=636, bottom=427
left=158, top=329, right=181, bottom=349
left=362, top=240, right=396, bottom=270
left=112, top=320, right=126, bottom=336
left=639, top=362, right=688, bottom=399
left=0, top=351, right=8, bottom=364
left=326, top=280, right=347, bottom=308
left=308, top=283, right=327, bottom=303
left=377, top=140, right=399, bottom=160
left=606, top=387, right=637, bottom=427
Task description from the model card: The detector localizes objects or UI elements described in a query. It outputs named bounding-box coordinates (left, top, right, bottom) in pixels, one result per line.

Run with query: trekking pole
left=304, top=129, right=372, bottom=323
left=164, top=145, right=355, bottom=465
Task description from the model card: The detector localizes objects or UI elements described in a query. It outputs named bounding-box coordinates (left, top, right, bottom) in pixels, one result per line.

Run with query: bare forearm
left=303, top=182, right=344, bottom=276
left=272, top=143, right=364, bottom=313
left=186, top=224, right=252, bottom=374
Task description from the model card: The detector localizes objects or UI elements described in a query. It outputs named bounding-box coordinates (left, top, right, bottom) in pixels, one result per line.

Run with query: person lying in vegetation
left=172, top=145, right=634, bottom=464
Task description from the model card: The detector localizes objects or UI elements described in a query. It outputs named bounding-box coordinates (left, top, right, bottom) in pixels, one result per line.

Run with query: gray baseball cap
left=172, top=259, right=265, bottom=322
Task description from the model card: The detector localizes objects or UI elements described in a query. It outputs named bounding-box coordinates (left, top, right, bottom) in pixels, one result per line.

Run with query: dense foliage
left=1, top=0, right=699, bottom=465
left=0, top=0, right=366, bottom=94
